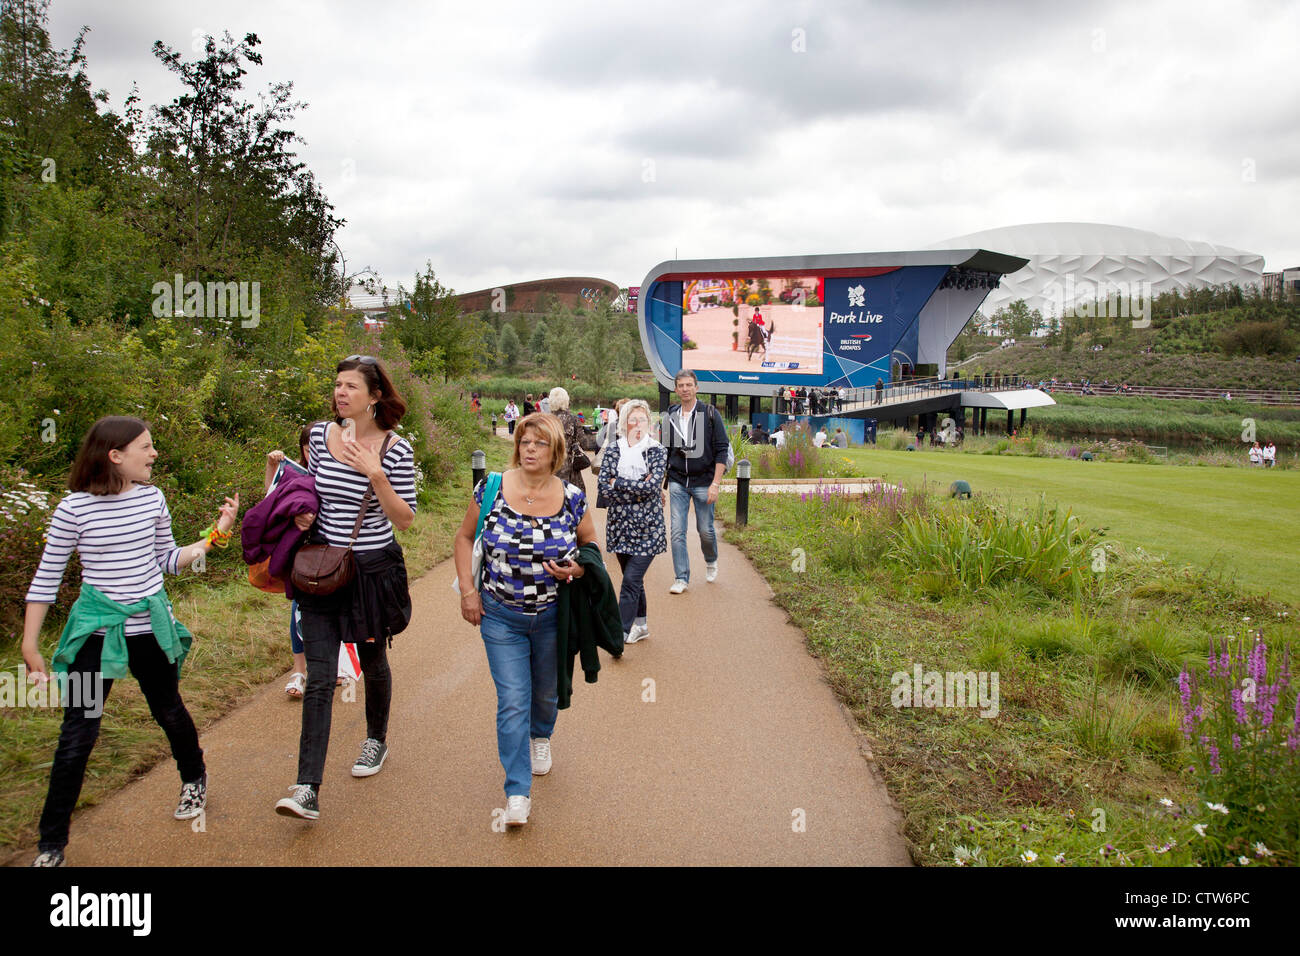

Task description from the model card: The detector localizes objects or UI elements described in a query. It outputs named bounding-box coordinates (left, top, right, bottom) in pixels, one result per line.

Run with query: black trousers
left=295, top=609, right=392, bottom=790
left=38, top=631, right=204, bottom=851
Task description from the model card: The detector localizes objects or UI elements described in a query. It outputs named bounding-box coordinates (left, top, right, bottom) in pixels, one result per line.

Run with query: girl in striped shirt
left=22, top=416, right=239, bottom=867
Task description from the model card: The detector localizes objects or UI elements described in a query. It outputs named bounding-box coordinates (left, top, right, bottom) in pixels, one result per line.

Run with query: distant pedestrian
left=874, top=378, right=884, bottom=405
left=1264, top=441, right=1277, bottom=467
left=523, top=394, right=535, bottom=416
left=598, top=401, right=666, bottom=645
left=504, top=400, right=520, bottom=435
left=550, top=388, right=597, bottom=486
left=661, top=370, right=728, bottom=593
left=1249, top=441, right=1262, bottom=466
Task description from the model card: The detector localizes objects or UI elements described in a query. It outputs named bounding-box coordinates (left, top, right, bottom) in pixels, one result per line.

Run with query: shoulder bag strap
left=346, top=432, right=396, bottom=549
left=476, top=471, right=502, bottom=538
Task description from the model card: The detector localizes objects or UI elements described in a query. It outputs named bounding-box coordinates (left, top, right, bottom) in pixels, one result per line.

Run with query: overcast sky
left=51, top=0, right=1300, bottom=294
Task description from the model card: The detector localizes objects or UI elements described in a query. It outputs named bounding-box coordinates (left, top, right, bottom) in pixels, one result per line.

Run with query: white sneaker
left=669, top=579, right=688, bottom=594
left=505, top=795, right=530, bottom=826
left=705, top=563, right=718, bottom=583
left=530, top=737, right=552, bottom=775
left=625, top=624, right=649, bottom=644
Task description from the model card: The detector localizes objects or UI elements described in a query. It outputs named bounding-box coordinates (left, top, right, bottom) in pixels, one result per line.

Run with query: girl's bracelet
left=200, top=525, right=232, bottom=549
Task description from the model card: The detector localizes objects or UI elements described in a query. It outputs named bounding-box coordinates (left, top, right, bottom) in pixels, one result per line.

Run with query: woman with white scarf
left=595, top=400, right=666, bottom=644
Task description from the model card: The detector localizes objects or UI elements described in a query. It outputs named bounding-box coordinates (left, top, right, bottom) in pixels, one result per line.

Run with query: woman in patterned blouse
left=596, top=401, right=666, bottom=645
left=454, top=413, right=597, bottom=828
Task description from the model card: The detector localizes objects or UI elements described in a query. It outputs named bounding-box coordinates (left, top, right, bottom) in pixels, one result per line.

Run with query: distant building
left=455, top=277, right=620, bottom=314
left=929, top=223, right=1265, bottom=324
left=1263, top=267, right=1300, bottom=302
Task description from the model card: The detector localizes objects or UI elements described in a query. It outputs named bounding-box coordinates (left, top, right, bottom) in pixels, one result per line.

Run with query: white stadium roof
left=928, top=222, right=1265, bottom=323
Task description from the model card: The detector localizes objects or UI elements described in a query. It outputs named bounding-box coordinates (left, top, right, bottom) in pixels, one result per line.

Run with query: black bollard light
left=471, top=449, right=486, bottom=488
left=736, top=458, right=751, bottom=527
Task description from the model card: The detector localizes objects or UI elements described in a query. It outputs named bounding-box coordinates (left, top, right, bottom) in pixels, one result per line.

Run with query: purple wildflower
left=1259, top=682, right=1278, bottom=728
left=1232, top=734, right=1242, bottom=751
left=1248, top=640, right=1267, bottom=684
left=1231, top=687, right=1248, bottom=725
left=1208, top=740, right=1221, bottom=774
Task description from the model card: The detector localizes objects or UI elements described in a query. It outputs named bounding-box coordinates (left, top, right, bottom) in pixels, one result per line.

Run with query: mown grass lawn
left=826, top=448, right=1300, bottom=605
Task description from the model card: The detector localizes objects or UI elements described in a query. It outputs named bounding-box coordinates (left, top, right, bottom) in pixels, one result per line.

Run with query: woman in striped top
left=22, top=416, right=239, bottom=867
left=274, top=355, right=417, bottom=823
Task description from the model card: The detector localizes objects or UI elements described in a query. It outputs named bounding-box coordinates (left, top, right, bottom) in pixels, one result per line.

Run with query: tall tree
left=143, top=31, right=339, bottom=297
left=497, top=323, right=521, bottom=370
left=388, top=264, right=492, bottom=381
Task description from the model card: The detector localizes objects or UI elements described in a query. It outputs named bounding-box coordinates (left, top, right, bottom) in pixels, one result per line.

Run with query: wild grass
left=721, top=485, right=1300, bottom=866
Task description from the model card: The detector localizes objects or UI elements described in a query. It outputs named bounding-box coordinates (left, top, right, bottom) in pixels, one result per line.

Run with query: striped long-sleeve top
left=26, top=483, right=186, bottom=636
left=307, top=422, right=417, bottom=550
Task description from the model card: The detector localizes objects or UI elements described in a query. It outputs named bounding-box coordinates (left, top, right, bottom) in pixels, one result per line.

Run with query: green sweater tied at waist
left=51, top=582, right=193, bottom=679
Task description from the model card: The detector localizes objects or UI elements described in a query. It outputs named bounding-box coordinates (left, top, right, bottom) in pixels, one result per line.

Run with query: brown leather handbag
left=291, top=434, right=393, bottom=597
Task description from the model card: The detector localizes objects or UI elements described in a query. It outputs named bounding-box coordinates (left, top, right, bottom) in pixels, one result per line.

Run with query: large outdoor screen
left=681, top=276, right=824, bottom=376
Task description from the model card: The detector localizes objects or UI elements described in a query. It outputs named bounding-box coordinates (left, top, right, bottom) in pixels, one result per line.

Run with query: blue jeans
left=669, top=481, right=717, bottom=583
left=615, top=552, right=654, bottom=633
left=479, top=591, right=559, bottom=797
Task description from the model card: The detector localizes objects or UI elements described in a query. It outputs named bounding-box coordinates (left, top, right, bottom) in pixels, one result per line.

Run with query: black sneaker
left=31, top=848, right=65, bottom=867
left=174, top=772, right=207, bottom=820
left=275, top=784, right=320, bottom=821
left=351, top=738, right=388, bottom=777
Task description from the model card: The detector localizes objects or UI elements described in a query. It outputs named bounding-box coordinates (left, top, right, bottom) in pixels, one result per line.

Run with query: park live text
left=827, top=310, right=883, bottom=324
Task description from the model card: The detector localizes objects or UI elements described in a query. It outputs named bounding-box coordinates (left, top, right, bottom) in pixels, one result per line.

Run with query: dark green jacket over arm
left=554, top=543, right=624, bottom=709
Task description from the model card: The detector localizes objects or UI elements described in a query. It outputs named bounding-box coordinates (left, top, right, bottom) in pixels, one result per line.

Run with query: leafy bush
left=1215, top=320, right=1295, bottom=357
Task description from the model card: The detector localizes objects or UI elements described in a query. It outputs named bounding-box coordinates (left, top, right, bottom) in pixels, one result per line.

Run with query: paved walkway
left=12, top=471, right=911, bottom=866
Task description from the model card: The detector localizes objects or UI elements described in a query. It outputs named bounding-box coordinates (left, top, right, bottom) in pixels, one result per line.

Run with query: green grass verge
left=721, top=488, right=1299, bottom=866
left=830, top=447, right=1300, bottom=604
left=0, top=435, right=514, bottom=855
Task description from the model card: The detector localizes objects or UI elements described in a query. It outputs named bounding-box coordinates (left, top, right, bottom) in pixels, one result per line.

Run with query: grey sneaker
left=505, top=794, right=530, bottom=827
left=174, top=772, right=207, bottom=820
left=669, top=579, right=688, bottom=594
left=31, top=849, right=65, bottom=867
left=275, top=784, right=320, bottom=820
left=531, top=737, right=552, bottom=775
left=352, top=738, right=388, bottom=777
left=625, top=624, right=649, bottom=644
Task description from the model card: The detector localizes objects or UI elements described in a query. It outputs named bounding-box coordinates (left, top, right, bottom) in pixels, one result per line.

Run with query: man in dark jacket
left=660, top=369, right=729, bottom=593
